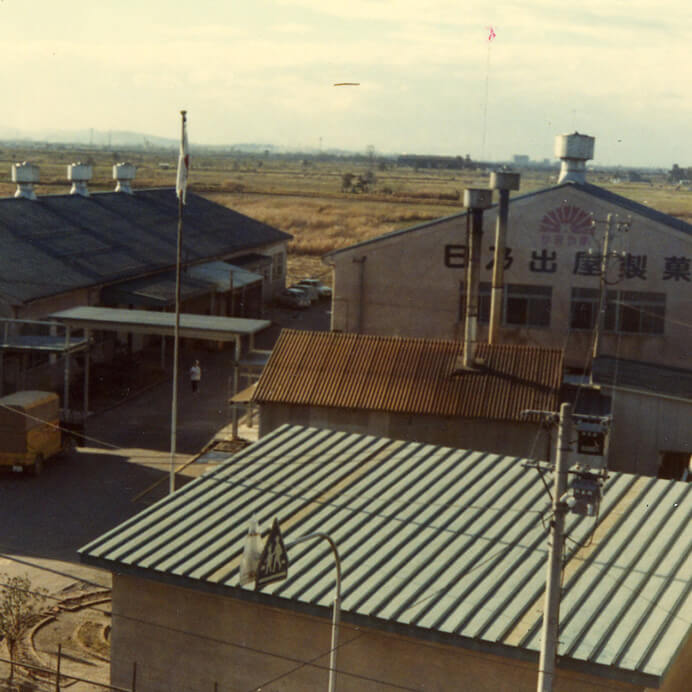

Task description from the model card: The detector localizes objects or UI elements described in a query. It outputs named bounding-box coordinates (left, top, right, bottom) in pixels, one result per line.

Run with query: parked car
left=276, top=288, right=311, bottom=309
left=296, top=278, right=332, bottom=299
left=289, top=283, right=318, bottom=303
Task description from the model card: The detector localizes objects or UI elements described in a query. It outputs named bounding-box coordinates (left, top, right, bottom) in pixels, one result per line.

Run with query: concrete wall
left=607, top=388, right=692, bottom=476
left=258, top=403, right=551, bottom=461
left=328, top=186, right=692, bottom=370
left=111, top=573, right=646, bottom=692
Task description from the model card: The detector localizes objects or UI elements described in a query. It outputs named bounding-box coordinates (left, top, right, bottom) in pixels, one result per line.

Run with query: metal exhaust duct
left=462, top=187, right=493, bottom=368
left=11, top=162, right=40, bottom=200
left=555, top=132, right=595, bottom=184
left=488, top=171, right=520, bottom=344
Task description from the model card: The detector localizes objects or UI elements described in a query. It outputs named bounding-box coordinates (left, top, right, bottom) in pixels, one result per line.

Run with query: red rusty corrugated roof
left=253, top=330, right=563, bottom=422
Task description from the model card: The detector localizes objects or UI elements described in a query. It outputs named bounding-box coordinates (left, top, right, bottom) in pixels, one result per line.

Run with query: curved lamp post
left=240, top=522, right=342, bottom=692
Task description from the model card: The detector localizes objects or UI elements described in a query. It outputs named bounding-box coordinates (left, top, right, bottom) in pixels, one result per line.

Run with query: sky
left=1, top=0, right=689, bottom=166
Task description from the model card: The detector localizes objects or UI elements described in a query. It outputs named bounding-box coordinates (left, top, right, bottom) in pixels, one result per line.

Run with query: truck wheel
left=32, top=454, right=44, bottom=477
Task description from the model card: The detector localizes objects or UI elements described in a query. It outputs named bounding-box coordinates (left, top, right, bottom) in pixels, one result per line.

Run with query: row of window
left=459, top=283, right=666, bottom=334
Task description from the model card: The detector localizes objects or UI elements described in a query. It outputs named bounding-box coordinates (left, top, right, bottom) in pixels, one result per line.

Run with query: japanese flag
left=176, top=113, right=190, bottom=204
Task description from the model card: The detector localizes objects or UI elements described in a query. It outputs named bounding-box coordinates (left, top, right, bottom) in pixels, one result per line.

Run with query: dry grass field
left=1, top=144, right=691, bottom=283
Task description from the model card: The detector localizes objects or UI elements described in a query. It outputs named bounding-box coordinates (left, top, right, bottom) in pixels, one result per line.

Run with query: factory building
left=0, top=162, right=291, bottom=395
left=326, top=134, right=692, bottom=373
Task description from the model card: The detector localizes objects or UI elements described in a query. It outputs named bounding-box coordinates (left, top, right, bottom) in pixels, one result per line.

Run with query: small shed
left=591, top=356, right=692, bottom=478
left=252, top=329, right=564, bottom=460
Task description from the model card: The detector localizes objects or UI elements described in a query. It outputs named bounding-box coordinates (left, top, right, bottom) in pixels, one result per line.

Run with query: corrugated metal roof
left=593, top=356, right=692, bottom=400
left=0, top=189, right=291, bottom=306
left=253, top=330, right=563, bottom=421
left=79, top=424, right=692, bottom=685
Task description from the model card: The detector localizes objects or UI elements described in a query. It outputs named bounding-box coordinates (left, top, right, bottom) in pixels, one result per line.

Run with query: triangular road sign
left=256, top=518, right=289, bottom=589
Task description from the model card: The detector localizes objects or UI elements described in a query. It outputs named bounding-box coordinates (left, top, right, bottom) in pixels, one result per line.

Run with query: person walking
left=189, top=360, right=201, bottom=393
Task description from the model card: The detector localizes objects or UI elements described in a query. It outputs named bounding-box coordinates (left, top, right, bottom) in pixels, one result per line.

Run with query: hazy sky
left=2, top=0, right=689, bottom=166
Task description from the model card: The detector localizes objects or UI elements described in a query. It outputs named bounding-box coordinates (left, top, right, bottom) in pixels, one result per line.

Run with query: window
left=570, top=287, right=599, bottom=330
left=605, top=290, right=665, bottom=335
left=505, top=284, right=552, bottom=327
left=459, top=281, right=491, bottom=322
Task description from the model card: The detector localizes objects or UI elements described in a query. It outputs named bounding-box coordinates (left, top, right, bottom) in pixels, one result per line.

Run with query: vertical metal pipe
left=488, top=171, right=520, bottom=344
left=537, top=403, right=572, bottom=692
left=463, top=209, right=483, bottom=366
left=489, top=189, right=509, bottom=344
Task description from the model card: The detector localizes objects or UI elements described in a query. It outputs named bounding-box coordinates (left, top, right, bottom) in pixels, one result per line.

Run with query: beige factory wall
left=111, top=573, right=645, bottom=692
left=329, top=185, right=692, bottom=370
left=608, top=389, right=692, bottom=476
left=258, top=403, right=550, bottom=461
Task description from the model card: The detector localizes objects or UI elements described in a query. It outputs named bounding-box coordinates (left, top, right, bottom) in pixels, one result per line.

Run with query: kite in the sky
left=488, top=26, right=496, bottom=41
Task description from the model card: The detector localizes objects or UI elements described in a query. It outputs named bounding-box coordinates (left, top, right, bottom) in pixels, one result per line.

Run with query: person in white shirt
left=190, top=360, right=201, bottom=393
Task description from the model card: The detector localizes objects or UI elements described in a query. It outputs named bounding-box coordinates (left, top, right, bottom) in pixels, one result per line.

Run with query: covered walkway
left=49, top=307, right=271, bottom=429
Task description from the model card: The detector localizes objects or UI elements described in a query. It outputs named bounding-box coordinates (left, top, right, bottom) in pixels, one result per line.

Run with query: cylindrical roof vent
left=11, top=162, right=40, bottom=200
left=555, top=132, right=595, bottom=184
left=68, top=162, right=93, bottom=197
left=490, top=171, right=521, bottom=191
left=463, top=188, right=493, bottom=209
left=113, top=162, right=136, bottom=194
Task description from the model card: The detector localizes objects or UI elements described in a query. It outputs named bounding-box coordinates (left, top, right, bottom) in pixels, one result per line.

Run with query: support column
left=232, top=336, right=240, bottom=439
left=83, top=329, right=91, bottom=421
left=63, top=326, right=71, bottom=415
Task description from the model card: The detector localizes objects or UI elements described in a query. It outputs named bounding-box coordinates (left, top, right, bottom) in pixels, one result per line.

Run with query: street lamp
left=240, top=522, right=342, bottom=692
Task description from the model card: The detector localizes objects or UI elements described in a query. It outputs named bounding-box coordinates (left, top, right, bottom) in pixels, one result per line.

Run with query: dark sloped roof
left=593, top=355, right=692, bottom=399
left=326, top=181, right=692, bottom=257
left=79, top=424, right=692, bottom=686
left=0, top=189, right=291, bottom=306
left=253, top=329, right=563, bottom=421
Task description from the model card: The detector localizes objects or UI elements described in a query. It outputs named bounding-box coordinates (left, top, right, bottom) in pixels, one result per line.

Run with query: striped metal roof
left=252, top=330, right=563, bottom=421
left=80, top=424, right=692, bottom=686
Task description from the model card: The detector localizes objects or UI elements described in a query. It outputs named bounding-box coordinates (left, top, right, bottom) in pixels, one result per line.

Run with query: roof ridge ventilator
left=113, top=162, right=136, bottom=194
left=11, top=161, right=40, bottom=200
left=68, top=162, right=92, bottom=197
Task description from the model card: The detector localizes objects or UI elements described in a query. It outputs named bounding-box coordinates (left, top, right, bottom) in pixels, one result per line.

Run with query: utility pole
left=537, top=402, right=572, bottom=692
left=591, top=213, right=613, bottom=361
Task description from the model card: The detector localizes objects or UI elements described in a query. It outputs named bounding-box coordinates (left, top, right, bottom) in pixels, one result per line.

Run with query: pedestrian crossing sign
left=256, top=518, right=289, bottom=589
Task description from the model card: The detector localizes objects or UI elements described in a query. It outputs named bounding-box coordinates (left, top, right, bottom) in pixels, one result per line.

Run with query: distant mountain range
left=0, top=127, right=179, bottom=149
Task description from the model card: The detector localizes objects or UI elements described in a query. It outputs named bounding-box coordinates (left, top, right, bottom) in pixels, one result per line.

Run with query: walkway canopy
left=47, top=307, right=271, bottom=419
left=49, top=307, right=270, bottom=342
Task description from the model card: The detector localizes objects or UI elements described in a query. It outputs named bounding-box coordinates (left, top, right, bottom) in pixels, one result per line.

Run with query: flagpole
left=170, top=109, right=187, bottom=494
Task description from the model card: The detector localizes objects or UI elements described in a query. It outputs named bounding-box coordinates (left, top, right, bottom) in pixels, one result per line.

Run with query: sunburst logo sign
left=539, top=205, right=593, bottom=246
